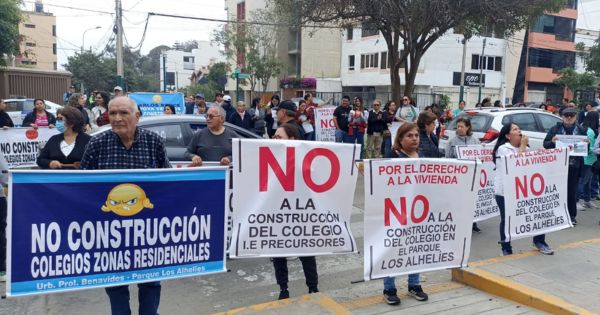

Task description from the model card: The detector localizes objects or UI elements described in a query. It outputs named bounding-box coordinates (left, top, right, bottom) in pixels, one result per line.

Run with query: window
left=4, top=101, right=22, bottom=112
left=538, top=114, right=561, bottom=132
left=183, top=56, right=194, bottom=63
left=52, top=25, right=56, bottom=36
left=509, top=113, right=538, bottom=132
left=361, top=22, right=379, bottom=37
left=380, top=51, right=388, bottom=69
left=144, top=124, right=185, bottom=147
left=360, top=53, right=378, bottom=69
left=21, top=60, right=37, bottom=65
left=24, top=24, right=35, bottom=28
left=566, top=0, right=577, bottom=9
left=528, top=48, right=575, bottom=71
left=347, top=28, right=353, bottom=40
left=471, top=54, right=502, bottom=71
left=348, top=55, right=355, bottom=70
left=25, top=42, right=36, bottom=47
left=531, top=15, right=575, bottom=42
left=53, top=43, right=57, bottom=55
left=53, top=62, right=57, bottom=70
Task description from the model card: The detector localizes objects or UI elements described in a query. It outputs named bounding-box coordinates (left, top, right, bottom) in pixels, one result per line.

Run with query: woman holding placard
left=492, top=123, right=553, bottom=256
left=445, top=117, right=483, bottom=233
left=270, top=123, right=319, bottom=300
left=381, top=123, right=429, bottom=305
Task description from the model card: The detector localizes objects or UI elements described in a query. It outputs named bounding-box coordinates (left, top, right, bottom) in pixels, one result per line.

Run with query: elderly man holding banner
left=81, top=96, right=170, bottom=315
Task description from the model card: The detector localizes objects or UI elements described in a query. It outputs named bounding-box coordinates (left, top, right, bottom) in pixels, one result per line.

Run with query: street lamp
left=81, top=26, right=101, bottom=53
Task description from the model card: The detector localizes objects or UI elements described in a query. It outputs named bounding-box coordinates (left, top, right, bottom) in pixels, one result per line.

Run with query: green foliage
left=586, top=38, right=600, bottom=76
left=207, top=62, right=229, bottom=91
left=64, top=52, right=115, bottom=92
left=0, top=0, right=23, bottom=66
left=438, top=95, right=451, bottom=111
left=553, top=67, right=596, bottom=97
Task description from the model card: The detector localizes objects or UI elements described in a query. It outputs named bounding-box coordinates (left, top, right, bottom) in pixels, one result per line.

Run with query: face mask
left=56, top=120, right=66, bottom=133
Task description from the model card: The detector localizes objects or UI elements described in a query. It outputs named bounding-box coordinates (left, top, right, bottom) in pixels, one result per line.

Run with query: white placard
left=0, top=127, right=60, bottom=168
left=314, top=107, right=336, bottom=142
left=363, top=158, right=477, bottom=281
left=456, top=144, right=499, bottom=222
left=499, top=148, right=572, bottom=241
left=389, top=122, right=401, bottom=140
left=230, top=139, right=360, bottom=258
left=555, top=135, right=589, bottom=157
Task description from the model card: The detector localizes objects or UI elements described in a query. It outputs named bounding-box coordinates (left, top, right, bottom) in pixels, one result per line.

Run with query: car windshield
left=446, top=113, right=492, bottom=133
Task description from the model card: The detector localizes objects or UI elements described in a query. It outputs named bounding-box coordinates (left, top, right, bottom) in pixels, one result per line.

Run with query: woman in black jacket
left=22, top=99, right=56, bottom=128
left=416, top=111, right=441, bottom=158
left=37, top=106, right=91, bottom=169
left=0, top=99, right=14, bottom=128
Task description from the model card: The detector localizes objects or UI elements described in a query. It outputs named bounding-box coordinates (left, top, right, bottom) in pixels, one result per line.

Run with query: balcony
left=529, top=33, right=575, bottom=51
left=526, top=67, right=559, bottom=84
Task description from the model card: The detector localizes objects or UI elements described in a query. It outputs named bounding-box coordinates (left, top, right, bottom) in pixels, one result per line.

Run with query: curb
left=212, top=293, right=350, bottom=315
left=452, top=267, right=594, bottom=315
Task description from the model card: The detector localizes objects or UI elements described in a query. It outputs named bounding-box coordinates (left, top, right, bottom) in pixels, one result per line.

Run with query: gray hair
left=208, top=105, right=226, bottom=118
left=67, top=93, right=83, bottom=107
left=108, top=96, right=139, bottom=113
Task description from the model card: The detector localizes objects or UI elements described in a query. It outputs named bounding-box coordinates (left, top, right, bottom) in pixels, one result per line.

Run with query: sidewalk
left=219, top=238, right=600, bottom=314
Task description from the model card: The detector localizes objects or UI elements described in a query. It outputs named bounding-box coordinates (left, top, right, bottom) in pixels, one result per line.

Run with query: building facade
left=513, top=1, right=578, bottom=104
left=341, top=25, right=508, bottom=108
left=16, top=2, right=57, bottom=71
left=159, top=41, right=226, bottom=91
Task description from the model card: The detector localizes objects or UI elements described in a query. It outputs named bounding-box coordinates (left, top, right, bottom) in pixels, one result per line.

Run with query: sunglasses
left=206, top=114, right=222, bottom=119
left=563, top=114, right=576, bottom=118
left=403, top=98, right=409, bottom=101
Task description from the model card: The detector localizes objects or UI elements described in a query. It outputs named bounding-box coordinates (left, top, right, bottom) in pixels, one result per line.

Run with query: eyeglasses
left=206, top=114, right=222, bottom=119
left=403, top=98, right=409, bottom=101
left=563, top=114, right=576, bottom=118
left=373, top=103, right=381, bottom=106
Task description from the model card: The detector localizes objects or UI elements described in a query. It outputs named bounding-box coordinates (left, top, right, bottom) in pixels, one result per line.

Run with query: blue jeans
left=383, top=274, right=420, bottom=290
left=592, top=174, right=599, bottom=198
left=346, top=128, right=365, bottom=158
left=382, top=136, right=392, bottom=158
left=578, top=165, right=593, bottom=202
left=105, top=282, right=161, bottom=315
left=335, top=129, right=347, bottom=143
left=495, top=195, right=544, bottom=249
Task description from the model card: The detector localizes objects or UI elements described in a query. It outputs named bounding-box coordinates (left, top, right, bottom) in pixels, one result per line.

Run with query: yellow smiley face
left=101, top=183, right=154, bottom=216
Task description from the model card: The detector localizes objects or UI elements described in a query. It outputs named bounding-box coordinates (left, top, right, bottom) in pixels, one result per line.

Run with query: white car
left=439, top=108, right=562, bottom=155
left=3, top=98, right=63, bottom=127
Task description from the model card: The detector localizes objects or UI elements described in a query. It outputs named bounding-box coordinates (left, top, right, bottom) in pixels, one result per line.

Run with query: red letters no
left=515, top=173, right=544, bottom=199
left=259, top=147, right=295, bottom=192
left=302, top=148, right=340, bottom=193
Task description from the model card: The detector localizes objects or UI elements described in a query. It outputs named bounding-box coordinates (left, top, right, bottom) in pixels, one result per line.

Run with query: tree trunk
left=403, top=52, right=422, bottom=99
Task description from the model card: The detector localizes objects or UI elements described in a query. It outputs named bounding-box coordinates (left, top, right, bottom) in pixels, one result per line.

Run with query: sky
left=21, top=0, right=228, bottom=69
left=21, top=0, right=600, bottom=70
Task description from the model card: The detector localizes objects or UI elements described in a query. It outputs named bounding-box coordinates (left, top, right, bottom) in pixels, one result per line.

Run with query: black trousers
left=0, top=197, right=6, bottom=272
left=567, top=167, right=579, bottom=219
left=272, top=256, right=318, bottom=291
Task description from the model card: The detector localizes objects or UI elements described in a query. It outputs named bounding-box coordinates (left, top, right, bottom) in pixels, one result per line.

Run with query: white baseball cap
left=223, top=95, right=231, bottom=102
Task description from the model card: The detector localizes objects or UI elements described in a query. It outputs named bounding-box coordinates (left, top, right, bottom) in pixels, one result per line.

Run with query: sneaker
left=534, top=242, right=554, bottom=255
left=408, top=285, right=429, bottom=301
left=502, top=247, right=513, bottom=256
left=472, top=223, right=481, bottom=233
left=571, top=217, right=578, bottom=226
left=585, top=201, right=593, bottom=209
left=0, top=271, right=5, bottom=282
left=308, top=287, right=319, bottom=294
left=278, top=289, right=289, bottom=300
left=383, top=288, right=401, bottom=305
left=595, top=196, right=600, bottom=201
left=577, top=201, right=586, bottom=210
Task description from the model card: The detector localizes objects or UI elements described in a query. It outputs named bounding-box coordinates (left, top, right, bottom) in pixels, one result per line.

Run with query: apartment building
left=16, top=1, right=57, bottom=71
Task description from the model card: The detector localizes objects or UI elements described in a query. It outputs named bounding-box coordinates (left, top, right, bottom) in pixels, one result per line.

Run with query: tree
left=64, top=52, right=115, bottom=92
left=272, top=0, right=564, bottom=103
left=553, top=67, right=596, bottom=102
left=207, top=62, right=229, bottom=91
left=585, top=38, right=600, bottom=77
left=0, top=0, right=23, bottom=66
left=212, top=8, right=284, bottom=97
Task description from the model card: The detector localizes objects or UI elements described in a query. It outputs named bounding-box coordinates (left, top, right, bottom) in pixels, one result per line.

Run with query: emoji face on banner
left=101, top=183, right=154, bottom=216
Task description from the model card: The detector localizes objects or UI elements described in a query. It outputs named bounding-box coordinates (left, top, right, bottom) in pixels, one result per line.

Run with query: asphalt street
left=1, top=175, right=600, bottom=314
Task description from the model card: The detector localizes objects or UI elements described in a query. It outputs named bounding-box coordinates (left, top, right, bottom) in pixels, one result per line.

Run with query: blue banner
left=7, top=168, right=228, bottom=296
left=129, top=93, right=185, bottom=117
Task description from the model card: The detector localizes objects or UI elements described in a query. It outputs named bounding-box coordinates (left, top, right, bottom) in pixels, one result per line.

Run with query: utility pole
left=115, top=0, right=124, bottom=90
left=459, top=36, right=468, bottom=103
left=478, top=38, right=487, bottom=103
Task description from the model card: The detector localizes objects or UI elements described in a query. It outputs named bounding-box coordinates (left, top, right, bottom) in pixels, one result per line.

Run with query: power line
left=23, top=1, right=113, bottom=15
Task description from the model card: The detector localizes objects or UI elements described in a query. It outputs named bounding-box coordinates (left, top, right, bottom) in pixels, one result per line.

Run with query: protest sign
left=456, top=145, right=499, bottom=222
left=363, top=158, right=477, bottom=281
left=499, top=148, right=571, bottom=241
left=555, top=135, right=588, bottom=157
left=314, top=107, right=336, bottom=142
left=7, top=168, right=228, bottom=296
left=389, top=122, right=401, bottom=140
left=230, top=139, right=359, bottom=258
left=0, top=127, right=60, bottom=168
left=129, top=93, right=185, bottom=117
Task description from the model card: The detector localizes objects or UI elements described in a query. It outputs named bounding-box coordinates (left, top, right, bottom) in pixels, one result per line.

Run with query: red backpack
left=97, top=110, right=110, bottom=126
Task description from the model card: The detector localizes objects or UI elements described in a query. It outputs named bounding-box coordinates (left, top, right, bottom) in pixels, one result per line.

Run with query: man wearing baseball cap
left=275, top=100, right=305, bottom=139
left=114, top=86, right=124, bottom=97
left=544, top=107, right=586, bottom=226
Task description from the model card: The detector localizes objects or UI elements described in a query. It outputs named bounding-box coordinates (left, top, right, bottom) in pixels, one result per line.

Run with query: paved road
left=2, top=175, right=599, bottom=314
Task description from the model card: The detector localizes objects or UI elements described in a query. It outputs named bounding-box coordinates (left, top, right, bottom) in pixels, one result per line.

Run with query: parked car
left=92, top=115, right=262, bottom=161
left=3, top=98, right=63, bottom=126
left=439, top=108, right=562, bottom=155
